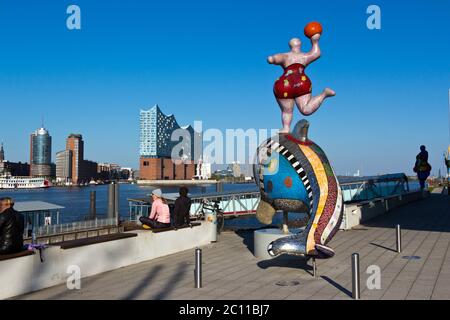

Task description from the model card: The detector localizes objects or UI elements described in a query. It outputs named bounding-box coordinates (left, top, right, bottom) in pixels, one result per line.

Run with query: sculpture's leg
left=295, top=88, right=335, bottom=116
left=276, top=98, right=294, bottom=133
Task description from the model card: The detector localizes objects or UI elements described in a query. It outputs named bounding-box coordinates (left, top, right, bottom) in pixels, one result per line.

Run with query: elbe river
left=0, top=183, right=305, bottom=230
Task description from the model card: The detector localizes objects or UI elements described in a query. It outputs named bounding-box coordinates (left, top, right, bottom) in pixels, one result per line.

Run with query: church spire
left=0, top=143, right=4, bottom=162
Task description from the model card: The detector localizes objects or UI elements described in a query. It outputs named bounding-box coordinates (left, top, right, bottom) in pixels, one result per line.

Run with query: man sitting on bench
left=173, top=187, right=192, bottom=228
left=0, top=197, right=25, bottom=255
left=139, top=189, right=171, bottom=229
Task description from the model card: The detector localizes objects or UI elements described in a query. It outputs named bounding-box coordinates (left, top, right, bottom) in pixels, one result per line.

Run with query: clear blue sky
left=0, top=0, right=449, bottom=176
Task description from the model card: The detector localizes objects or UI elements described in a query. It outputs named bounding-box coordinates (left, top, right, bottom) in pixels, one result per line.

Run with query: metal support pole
left=396, top=224, right=402, bottom=253
left=90, top=191, right=96, bottom=219
left=312, top=257, right=317, bottom=278
left=351, top=253, right=360, bottom=300
left=194, top=248, right=202, bottom=288
left=107, top=183, right=115, bottom=219
left=114, top=183, right=119, bottom=224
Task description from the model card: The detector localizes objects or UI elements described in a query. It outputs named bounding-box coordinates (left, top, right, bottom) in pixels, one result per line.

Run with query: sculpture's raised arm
left=304, top=34, right=321, bottom=66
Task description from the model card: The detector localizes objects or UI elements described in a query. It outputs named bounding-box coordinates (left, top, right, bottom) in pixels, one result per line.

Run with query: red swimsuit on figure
left=273, top=63, right=312, bottom=99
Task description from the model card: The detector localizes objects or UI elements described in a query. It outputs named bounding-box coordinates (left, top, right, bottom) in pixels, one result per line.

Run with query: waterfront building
left=195, top=157, right=212, bottom=180
left=55, top=150, right=72, bottom=183
left=82, top=160, right=99, bottom=182
left=98, top=163, right=133, bottom=180
left=139, top=105, right=200, bottom=180
left=0, top=161, right=30, bottom=177
left=30, top=127, right=52, bottom=177
left=66, top=134, right=84, bottom=184
left=64, top=134, right=98, bottom=184
left=0, top=143, right=30, bottom=176
left=98, top=163, right=121, bottom=180
left=232, top=161, right=241, bottom=178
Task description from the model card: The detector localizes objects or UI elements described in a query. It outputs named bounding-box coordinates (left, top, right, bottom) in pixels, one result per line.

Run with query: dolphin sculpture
left=254, top=119, right=343, bottom=259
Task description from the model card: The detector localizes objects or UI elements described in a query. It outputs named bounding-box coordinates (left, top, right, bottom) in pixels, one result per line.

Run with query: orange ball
left=304, top=21, right=323, bottom=38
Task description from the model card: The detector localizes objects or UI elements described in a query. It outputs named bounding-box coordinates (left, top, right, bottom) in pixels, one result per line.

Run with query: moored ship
left=0, top=176, right=50, bottom=189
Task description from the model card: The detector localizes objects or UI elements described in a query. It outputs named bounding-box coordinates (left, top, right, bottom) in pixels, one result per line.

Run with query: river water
left=0, top=183, right=298, bottom=230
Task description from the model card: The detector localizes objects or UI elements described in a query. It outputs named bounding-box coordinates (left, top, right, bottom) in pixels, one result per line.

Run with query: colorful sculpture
left=254, top=120, right=343, bottom=258
left=255, top=23, right=342, bottom=260
left=268, top=22, right=335, bottom=133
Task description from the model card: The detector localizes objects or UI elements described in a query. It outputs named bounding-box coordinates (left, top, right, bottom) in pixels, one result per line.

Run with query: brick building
left=139, top=105, right=200, bottom=180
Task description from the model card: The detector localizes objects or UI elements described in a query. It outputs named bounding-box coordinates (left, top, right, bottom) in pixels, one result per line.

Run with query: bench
left=150, top=222, right=201, bottom=233
left=52, top=232, right=138, bottom=250
left=0, top=250, right=35, bottom=261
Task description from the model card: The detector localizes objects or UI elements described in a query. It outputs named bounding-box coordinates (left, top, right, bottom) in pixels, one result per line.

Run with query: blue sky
left=0, top=0, right=449, bottom=176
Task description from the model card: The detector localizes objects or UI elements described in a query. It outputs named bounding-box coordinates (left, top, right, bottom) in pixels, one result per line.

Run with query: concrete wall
left=340, top=191, right=426, bottom=230
left=0, top=221, right=214, bottom=300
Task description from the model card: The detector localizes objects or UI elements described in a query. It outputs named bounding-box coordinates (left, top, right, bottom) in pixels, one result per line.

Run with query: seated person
left=139, top=189, right=171, bottom=229
left=173, top=187, right=192, bottom=227
left=0, top=197, right=25, bottom=255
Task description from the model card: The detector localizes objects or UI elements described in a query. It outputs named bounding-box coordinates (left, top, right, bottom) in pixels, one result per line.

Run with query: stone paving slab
left=14, top=194, right=450, bottom=300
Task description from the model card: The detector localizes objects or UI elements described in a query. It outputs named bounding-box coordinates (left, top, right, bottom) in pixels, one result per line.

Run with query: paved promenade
left=16, top=192, right=450, bottom=300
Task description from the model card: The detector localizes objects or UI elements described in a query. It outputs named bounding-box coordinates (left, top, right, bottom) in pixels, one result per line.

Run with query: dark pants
left=139, top=216, right=170, bottom=229
left=418, top=171, right=430, bottom=190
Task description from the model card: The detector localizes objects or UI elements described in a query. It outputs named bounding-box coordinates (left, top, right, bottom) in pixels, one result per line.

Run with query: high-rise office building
left=139, top=105, right=200, bottom=180
left=55, top=150, right=72, bottom=182
left=66, top=134, right=84, bottom=184
left=64, top=134, right=98, bottom=183
left=30, top=127, right=52, bottom=177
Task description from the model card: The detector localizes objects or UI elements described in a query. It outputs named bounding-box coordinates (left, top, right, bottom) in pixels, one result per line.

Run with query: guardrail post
left=351, top=253, right=360, bottom=300
left=114, top=183, right=119, bottom=224
left=108, top=183, right=115, bottom=219
left=90, top=191, right=96, bottom=219
left=194, top=248, right=202, bottom=288
left=396, top=224, right=402, bottom=253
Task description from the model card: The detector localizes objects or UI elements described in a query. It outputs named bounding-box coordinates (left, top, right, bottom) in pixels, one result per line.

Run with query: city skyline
left=0, top=0, right=449, bottom=176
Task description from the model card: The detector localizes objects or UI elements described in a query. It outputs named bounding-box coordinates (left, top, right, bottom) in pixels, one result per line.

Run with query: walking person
left=139, top=189, right=171, bottom=229
left=0, top=197, right=25, bottom=255
left=414, top=145, right=432, bottom=190
left=173, top=187, right=192, bottom=227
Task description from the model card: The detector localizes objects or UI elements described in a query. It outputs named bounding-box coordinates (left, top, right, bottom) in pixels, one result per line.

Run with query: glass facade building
left=30, top=128, right=52, bottom=177
left=140, top=105, right=199, bottom=160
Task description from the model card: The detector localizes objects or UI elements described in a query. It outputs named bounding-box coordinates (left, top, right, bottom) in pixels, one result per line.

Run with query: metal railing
left=34, top=217, right=118, bottom=236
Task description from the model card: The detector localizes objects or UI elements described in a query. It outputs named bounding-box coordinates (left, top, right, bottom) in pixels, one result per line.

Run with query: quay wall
left=0, top=221, right=215, bottom=300
left=340, top=190, right=427, bottom=230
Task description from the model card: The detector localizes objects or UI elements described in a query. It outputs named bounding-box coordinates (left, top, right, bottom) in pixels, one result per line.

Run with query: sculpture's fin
left=315, top=244, right=335, bottom=258
left=256, top=199, right=276, bottom=225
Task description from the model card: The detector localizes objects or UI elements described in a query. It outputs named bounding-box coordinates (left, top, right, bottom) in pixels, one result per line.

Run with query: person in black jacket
left=0, top=197, right=25, bottom=254
left=173, top=187, right=192, bottom=227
